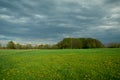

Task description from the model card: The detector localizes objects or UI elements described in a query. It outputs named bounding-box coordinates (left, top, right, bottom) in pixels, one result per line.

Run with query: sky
left=0, top=0, right=120, bottom=45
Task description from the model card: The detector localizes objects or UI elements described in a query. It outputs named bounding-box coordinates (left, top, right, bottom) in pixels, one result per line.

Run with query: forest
left=0, top=38, right=120, bottom=49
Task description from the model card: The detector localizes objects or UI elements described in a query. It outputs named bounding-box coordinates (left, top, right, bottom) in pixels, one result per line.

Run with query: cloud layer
left=0, top=0, right=120, bottom=44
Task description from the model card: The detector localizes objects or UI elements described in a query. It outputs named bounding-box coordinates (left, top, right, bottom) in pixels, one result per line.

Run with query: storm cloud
left=0, top=0, right=120, bottom=44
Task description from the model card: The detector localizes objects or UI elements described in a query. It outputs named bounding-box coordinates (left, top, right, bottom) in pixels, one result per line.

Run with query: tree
left=107, top=43, right=120, bottom=48
left=14, top=43, right=22, bottom=49
left=0, top=43, right=1, bottom=49
left=7, top=41, right=15, bottom=49
left=57, top=38, right=71, bottom=49
left=56, top=38, right=104, bottom=49
left=24, top=44, right=33, bottom=49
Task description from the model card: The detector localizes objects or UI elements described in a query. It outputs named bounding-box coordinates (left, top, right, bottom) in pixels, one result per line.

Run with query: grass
left=0, top=48, right=120, bottom=80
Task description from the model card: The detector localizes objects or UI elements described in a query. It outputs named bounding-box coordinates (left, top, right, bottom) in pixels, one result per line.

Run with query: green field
left=0, top=48, right=120, bottom=80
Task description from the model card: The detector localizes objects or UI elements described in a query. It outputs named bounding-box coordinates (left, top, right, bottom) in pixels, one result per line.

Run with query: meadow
left=0, top=48, right=120, bottom=80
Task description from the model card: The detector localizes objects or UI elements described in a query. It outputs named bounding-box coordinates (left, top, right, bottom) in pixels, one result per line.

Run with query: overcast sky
left=0, top=0, right=120, bottom=45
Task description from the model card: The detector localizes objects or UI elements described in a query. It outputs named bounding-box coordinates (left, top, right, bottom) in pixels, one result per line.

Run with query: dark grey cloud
left=105, top=0, right=120, bottom=4
left=0, top=0, right=120, bottom=44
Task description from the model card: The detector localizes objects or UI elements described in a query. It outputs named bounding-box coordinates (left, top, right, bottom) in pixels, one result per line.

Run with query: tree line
left=56, top=38, right=105, bottom=49
left=0, top=38, right=120, bottom=49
